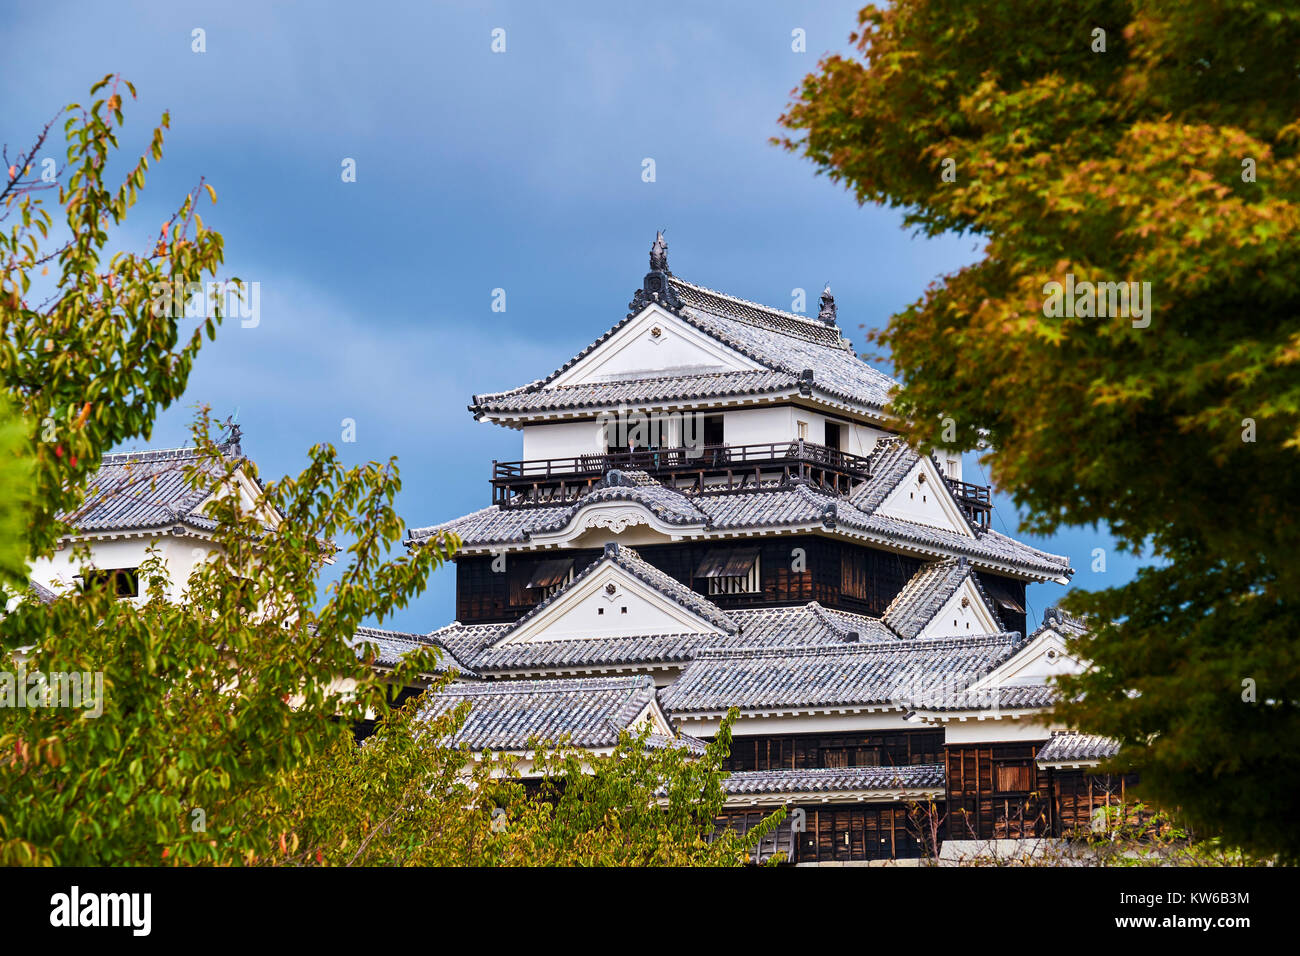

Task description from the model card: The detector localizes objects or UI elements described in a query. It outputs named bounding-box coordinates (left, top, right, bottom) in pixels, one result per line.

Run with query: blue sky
left=2, top=1, right=1145, bottom=632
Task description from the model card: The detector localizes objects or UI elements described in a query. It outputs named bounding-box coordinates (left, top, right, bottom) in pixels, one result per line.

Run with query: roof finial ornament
left=218, top=410, right=242, bottom=457
left=818, top=283, right=837, bottom=326
left=649, top=229, right=670, bottom=274
left=637, top=228, right=681, bottom=310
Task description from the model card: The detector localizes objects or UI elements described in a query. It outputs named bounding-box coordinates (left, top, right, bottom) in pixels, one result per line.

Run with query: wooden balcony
left=945, top=478, right=992, bottom=530
left=492, top=440, right=872, bottom=507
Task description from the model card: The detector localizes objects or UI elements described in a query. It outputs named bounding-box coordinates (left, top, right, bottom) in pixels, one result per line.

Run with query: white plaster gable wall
left=569, top=523, right=676, bottom=548
left=876, top=458, right=975, bottom=537
left=499, top=561, right=725, bottom=644
left=971, top=628, right=1083, bottom=690
left=917, top=578, right=1003, bottom=639
left=197, top=467, right=280, bottom=530
left=29, top=534, right=219, bottom=604
left=632, top=700, right=675, bottom=738
left=525, top=499, right=703, bottom=551
left=549, top=306, right=762, bottom=388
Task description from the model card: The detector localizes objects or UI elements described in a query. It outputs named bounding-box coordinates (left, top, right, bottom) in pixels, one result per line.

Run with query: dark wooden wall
left=943, top=742, right=1052, bottom=840
left=717, top=805, right=929, bottom=864
left=454, top=536, right=925, bottom=624
left=722, top=730, right=944, bottom=772
left=1044, top=769, right=1142, bottom=836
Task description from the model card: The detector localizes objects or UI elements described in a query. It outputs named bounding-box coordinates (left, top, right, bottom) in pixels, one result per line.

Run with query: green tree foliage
left=1, top=80, right=763, bottom=866
left=280, top=701, right=776, bottom=867
left=0, top=398, right=32, bottom=590
left=0, top=414, right=454, bottom=865
left=0, top=74, right=228, bottom=559
left=779, top=2, right=1300, bottom=858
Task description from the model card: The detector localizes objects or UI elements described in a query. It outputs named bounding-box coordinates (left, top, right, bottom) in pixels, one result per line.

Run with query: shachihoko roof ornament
left=818, top=284, right=836, bottom=326
left=649, top=229, right=670, bottom=273
left=640, top=230, right=682, bottom=310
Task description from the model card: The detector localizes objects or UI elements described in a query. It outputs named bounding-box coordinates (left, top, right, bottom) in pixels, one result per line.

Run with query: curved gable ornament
left=527, top=497, right=707, bottom=549
left=579, top=507, right=646, bottom=536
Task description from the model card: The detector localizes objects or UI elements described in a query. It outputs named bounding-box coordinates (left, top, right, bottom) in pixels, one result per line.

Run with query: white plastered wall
left=917, top=578, right=1003, bottom=639
left=522, top=420, right=605, bottom=460
left=29, top=534, right=219, bottom=604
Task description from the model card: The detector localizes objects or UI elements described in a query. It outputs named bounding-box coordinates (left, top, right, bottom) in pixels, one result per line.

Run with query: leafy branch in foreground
left=0, top=73, right=227, bottom=569
left=279, top=702, right=780, bottom=867
left=779, top=0, right=1300, bottom=859
left=0, top=412, right=457, bottom=866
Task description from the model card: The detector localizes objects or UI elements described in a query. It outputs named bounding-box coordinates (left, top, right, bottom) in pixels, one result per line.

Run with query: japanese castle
left=37, top=234, right=1125, bottom=864
left=396, top=234, right=1123, bottom=863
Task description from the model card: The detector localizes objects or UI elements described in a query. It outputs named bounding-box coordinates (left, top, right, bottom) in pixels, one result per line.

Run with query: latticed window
left=695, top=547, right=760, bottom=595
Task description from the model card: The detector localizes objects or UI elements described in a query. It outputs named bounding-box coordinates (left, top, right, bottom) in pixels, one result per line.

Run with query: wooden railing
left=492, top=440, right=871, bottom=507
left=944, top=477, right=992, bottom=529
left=491, top=441, right=994, bottom=527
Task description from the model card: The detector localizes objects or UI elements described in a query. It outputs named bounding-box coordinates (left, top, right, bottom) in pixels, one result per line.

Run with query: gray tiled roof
left=848, top=438, right=917, bottom=512
left=1035, top=732, right=1120, bottom=765
left=410, top=483, right=709, bottom=548
left=410, top=478, right=1071, bottom=580
left=566, top=483, right=709, bottom=526
left=670, top=276, right=898, bottom=410
left=470, top=273, right=897, bottom=418
left=475, top=369, right=798, bottom=414
left=882, top=557, right=1003, bottom=639
left=60, top=445, right=243, bottom=535
left=722, top=764, right=945, bottom=797
left=428, top=601, right=895, bottom=675
left=27, top=579, right=58, bottom=604
left=659, top=633, right=1024, bottom=715
left=1031, top=606, right=1089, bottom=640
left=350, top=626, right=475, bottom=677
left=914, top=683, right=1059, bottom=712
left=418, top=675, right=664, bottom=750
left=669, top=279, right=849, bottom=348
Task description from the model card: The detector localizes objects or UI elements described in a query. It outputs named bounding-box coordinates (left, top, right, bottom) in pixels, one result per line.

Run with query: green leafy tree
left=1, top=79, right=760, bottom=867
left=0, top=414, right=455, bottom=865
left=0, top=78, right=457, bottom=865
left=1, top=74, right=228, bottom=559
left=779, top=1, right=1300, bottom=859
left=280, top=702, right=778, bottom=867
left=0, top=398, right=32, bottom=590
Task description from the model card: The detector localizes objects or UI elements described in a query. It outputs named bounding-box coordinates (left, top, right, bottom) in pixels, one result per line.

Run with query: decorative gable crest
left=636, top=230, right=682, bottom=311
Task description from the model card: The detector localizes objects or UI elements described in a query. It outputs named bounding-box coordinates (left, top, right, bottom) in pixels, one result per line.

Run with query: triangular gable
left=883, top=558, right=1003, bottom=640
left=968, top=624, right=1083, bottom=691
left=195, top=462, right=282, bottom=530
left=874, top=455, right=976, bottom=538
left=918, top=576, right=1003, bottom=639
left=631, top=697, right=675, bottom=738
left=548, top=303, right=764, bottom=389
left=497, top=549, right=731, bottom=645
